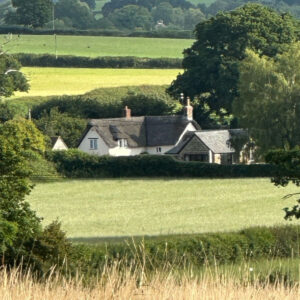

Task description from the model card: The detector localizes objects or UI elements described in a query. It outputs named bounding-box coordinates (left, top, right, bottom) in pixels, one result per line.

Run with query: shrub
left=68, top=225, right=300, bottom=275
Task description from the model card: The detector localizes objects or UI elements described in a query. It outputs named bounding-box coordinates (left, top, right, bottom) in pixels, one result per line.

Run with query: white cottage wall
left=109, top=147, right=146, bottom=156
left=78, top=128, right=109, bottom=155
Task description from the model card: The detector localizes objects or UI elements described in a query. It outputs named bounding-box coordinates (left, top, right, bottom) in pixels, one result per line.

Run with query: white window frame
left=89, top=138, right=98, bottom=150
left=118, top=139, right=128, bottom=148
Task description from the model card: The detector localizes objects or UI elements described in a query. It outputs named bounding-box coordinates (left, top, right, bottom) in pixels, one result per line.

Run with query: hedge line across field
left=15, top=53, right=183, bottom=69
left=46, top=150, right=279, bottom=178
left=0, top=26, right=194, bottom=39
left=69, top=225, right=300, bottom=274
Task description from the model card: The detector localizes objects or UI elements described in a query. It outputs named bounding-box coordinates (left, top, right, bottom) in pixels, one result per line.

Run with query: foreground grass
left=13, top=67, right=180, bottom=97
left=27, top=178, right=299, bottom=239
left=2, top=34, right=193, bottom=58
left=1, top=258, right=299, bottom=300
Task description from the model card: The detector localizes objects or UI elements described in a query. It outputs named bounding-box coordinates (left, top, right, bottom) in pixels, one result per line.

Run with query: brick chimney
left=123, top=106, right=131, bottom=119
left=184, top=97, right=193, bottom=120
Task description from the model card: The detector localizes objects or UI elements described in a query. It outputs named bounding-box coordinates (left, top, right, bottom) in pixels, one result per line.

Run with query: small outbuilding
left=51, top=136, right=68, bottom=151
left=166, top=129, right=248, bottom=165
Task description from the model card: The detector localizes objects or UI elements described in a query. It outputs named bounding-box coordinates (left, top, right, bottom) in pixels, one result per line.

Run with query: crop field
left=27, top=178, right=299, bottom=240
left=1, top=34, right=193, bottom=58
left=14, top=67, right=181, bottom=97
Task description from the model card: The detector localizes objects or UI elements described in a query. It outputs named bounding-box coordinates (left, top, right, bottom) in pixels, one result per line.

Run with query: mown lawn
left=27, top=178, right=299, bottom=239
left=2, top=34, right=193, bottom=58
left=14, top=67, right=181, bottom=97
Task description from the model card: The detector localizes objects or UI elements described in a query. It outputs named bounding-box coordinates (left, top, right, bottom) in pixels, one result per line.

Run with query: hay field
left=1, top=259, right=300, bottom=300
left=1, top=34, right=193, bottom=58
left=27, top=178, right=299, bottom=239
left=14, top=67, right=181, bottom=97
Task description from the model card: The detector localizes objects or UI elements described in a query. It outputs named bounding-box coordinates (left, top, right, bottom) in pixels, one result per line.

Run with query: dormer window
left=89, top=138, right=98, bottom=150
left=118, top=139, right=128, bottom=147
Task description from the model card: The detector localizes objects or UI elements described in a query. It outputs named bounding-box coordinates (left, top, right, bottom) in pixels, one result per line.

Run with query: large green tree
left=168, top=3, right=299, bottom=115
left=234, top=44, right=300, bottom=154
left=0, top=48, right=29, bottom=98
left=8, top=0, right=52, bottom=28
left=55, top=0, right=95, bottom=29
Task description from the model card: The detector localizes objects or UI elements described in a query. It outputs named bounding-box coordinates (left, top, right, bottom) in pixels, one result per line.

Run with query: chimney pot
left=184, top=97, right=193, bottom=121
left=123, top=106, right=131, bottom=119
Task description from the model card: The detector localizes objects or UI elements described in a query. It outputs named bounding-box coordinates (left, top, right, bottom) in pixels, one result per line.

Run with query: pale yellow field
left=14, top=67, right=181, bottom=97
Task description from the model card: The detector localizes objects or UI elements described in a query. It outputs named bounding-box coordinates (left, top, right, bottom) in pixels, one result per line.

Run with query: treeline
left=14, top=53, right=182, bottom=68
left=1, top=0, right=300, bottom=33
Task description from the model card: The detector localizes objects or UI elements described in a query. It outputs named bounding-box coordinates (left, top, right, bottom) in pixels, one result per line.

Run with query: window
left=89, top=138, right=98, bottom=150
left=118, top=139, right=128, bottom=148
left=156, top=147, right=162, bottom=153
left=185, top=154, right=209, bottom=162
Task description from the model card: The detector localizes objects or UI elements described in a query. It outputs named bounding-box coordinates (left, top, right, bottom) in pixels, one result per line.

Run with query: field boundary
left=15, top=53, right=183, bottom=69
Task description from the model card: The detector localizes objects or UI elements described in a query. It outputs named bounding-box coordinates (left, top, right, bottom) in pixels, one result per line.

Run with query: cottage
left=78, top=100, right=248, bottom=164
left=78, top=101, right=200, bottom=156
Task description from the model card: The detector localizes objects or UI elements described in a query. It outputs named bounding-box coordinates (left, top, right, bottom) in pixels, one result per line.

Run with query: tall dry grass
left=0, top=264, right=299, bottom=300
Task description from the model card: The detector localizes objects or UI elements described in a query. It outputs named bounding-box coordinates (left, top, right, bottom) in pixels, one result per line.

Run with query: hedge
left=46, top=150, right=279, bottom=178
left=15, top=53, right=183, bottom=69
left=68, top=225, right=300, bottom=274
left=0, top=26, right=194, bottom=39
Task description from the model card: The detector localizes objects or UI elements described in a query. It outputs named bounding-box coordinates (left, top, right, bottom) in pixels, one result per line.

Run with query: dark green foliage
left=121, top=92, right=178, bottom=116
left=0, top=218, right=17, bottom=253
left=55, top=0, right=96, bottom=30
left=34, top=108, right=87, bottom=148
left=47, top=150, right=278, bottom=178
left=168, top=3, right=299, bottom=114
left=14, top=53, right=183, bottom=69
left=0, top=102, right=17, bottom=123
left=68, top=225, right=300, bottom=274
left=8, top=0, right=52, bottom=28
left=0, top=52, right=29, bottom=98
left=266, top=148, right=300, bottom=220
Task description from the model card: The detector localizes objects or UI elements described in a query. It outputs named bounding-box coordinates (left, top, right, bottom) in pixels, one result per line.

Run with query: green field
left=14, top=67, right=181, bottom=97
left=2, top=35, right=193, bottom=58
left=27, top=178, right=299, bottom=239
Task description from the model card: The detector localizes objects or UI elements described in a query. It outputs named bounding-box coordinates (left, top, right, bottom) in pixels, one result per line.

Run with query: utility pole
left=53, top=1, right=57, bottom=59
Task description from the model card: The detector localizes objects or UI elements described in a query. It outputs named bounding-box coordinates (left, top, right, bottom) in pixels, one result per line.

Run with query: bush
left=68, top=225, right=300, bottom=275
left=14, top=53, right=183, bottom=69
left=46, top=150, right=278, bottom=178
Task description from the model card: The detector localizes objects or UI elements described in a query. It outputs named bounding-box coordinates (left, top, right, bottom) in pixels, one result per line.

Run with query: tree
left=80, top=0, right=96, bottom=9
left=168, top=4, right=299, bottom=115
left=266, top=148, right=300, bottom=220
left=34, top=108, right=86, bottom=148
left=55, top=0, right=95, bottom=29
left=0, top=119, right=70, bottom=271
left=109, top=5, right=153, bottom=30
left=8, top=0, right=52, bottom=28
left=234, top=44, right=300, bottom=155
left=0, top=46, right=29, bottom=98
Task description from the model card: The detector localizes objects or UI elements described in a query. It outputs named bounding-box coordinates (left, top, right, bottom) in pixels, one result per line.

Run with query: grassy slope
left=1, top=35, right=193, bottom=58
left=27, top=178, right=299, bottom=239
left=13, top=67, right=181, bottom=97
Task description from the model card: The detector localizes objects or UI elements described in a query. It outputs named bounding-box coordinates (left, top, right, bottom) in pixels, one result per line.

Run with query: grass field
left=27, top=178, right=299, bottom=239
left=2, top=35, right=193, bottom=58
left=14, top=67, right=181, bottom=97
